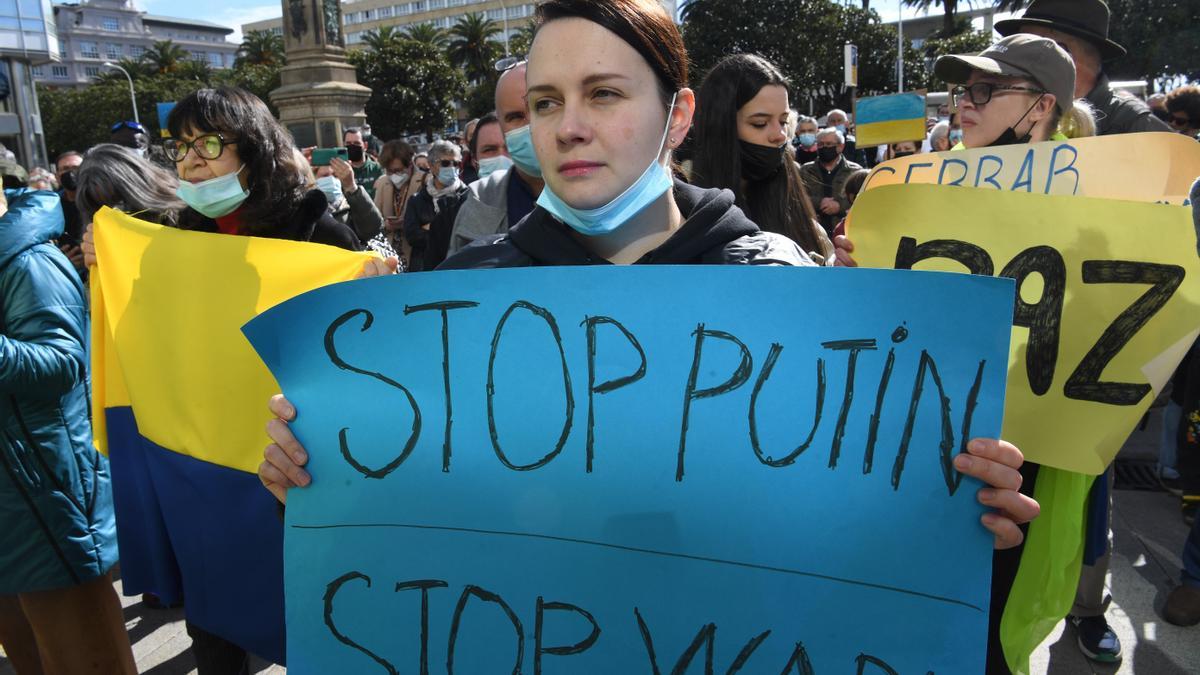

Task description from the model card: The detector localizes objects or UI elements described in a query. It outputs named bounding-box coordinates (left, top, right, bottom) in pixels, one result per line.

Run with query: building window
left=192, top=51, right=206, bottom=62
left=209, top=52, right=222, bottom=67
left=79, top=41, right=99, bottom=58
left=130, top=45, right=146, bottom=58
left=106, top=43, right=122, bottom=59
left=486, top=8, right=502, bottom=20
left=272, top=27, right=282, bottom=36
left=31, top=65, right=43, bottom=77
left=377, top=6, right=392, bottom=18
left=84, top=66, right=101, bottom=77
left=427, top=0, right=446, bottom=9
left=346, top=32, right=362, bottom=44
left=102, top=16, right=119, bottom=31
left=52, top=65, right=68, bottom=79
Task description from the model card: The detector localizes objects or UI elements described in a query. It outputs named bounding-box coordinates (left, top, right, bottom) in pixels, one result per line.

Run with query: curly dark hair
left=167, top=87, right=308, bottom=234
left=1166, top=85, right=1200, bottom=127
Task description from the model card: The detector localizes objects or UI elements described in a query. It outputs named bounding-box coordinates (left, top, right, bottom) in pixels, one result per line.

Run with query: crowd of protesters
left=1, top=0, right=1198, bottom=673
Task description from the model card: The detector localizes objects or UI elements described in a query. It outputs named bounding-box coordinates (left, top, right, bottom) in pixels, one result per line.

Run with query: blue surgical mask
left=176, top=165, right=249, bottom=219
left=798, top=133, right=817, bottom=147
left=834, top=123, right=847, bottom=135
left=536, top=93, right=677, bottom=237
left=437, top=165, right=458, bottom=186
left=503, top=124, right=542, bottom=177
left=316, top=175, right=343, bottom=206
left=949, top=129, right=963, bottom=144
left=477, top=154, right=513, bottom=180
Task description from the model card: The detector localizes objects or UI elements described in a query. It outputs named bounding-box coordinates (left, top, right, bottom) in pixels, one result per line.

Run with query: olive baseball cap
left=935, top=34, right=1076, bottom=113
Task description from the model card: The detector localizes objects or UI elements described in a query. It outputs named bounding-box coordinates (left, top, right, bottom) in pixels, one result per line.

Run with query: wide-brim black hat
left=994, top=0, right=1126, bottom=60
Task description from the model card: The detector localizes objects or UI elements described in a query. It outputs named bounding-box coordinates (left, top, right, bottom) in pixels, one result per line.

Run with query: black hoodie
left=439, top=180, right=812, bottom=269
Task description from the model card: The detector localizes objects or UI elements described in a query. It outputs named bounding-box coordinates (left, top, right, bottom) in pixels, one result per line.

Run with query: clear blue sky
left=135, top=0, right=955, bottom=43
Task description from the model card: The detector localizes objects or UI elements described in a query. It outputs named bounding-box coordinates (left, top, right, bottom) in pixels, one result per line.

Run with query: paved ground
left=2, top=410, right=1197, bottom=673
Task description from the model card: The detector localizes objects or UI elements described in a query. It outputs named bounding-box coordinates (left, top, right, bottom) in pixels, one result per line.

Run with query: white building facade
left=37, top=0, right=237, bottom=87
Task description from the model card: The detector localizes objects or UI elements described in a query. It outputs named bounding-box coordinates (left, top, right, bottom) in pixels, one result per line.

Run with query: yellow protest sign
left=847, top=184, right=1200, bottom=475
left=861, top=132, right=1200, bottom=205
left=91, top=208, right=374, bottom=473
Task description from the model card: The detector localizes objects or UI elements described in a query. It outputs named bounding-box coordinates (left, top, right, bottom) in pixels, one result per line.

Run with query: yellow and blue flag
left=90, top=208, right=371, bottom=663
left=854, top=92, right=928, bottom=147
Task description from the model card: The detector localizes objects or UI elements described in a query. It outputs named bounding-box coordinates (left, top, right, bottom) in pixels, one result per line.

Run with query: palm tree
left=447, top=13, right=502, bottom=84
left=144, top=40, right=189, bottom=74
left=92, top=56, right=150, bottom=84
left=403, top=22, right=449, bottom=50
left=176, top=58, right=212, bottom=82
left=361, top=25, right=403, bottom=52
left=237, top=29, right=285, bottom=67
left=902, top=0, right=960, bottom=37
left=993, top=0, right=1031, bottom=11
left=509, top=22, right=537, bottom=56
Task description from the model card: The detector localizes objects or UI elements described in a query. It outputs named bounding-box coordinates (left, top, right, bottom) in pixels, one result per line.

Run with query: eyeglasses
left=438, top=159, right=462, bottom=168
left=111, top=120, right=147, bottom=134
left=952, top=83, right=1046, bottom=106
left=163, top=133, right=237, bottom=162
left=494, top=55, right=527, bottom=72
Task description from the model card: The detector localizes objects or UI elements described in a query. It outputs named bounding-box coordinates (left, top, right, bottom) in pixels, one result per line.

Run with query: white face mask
left=388, top=172, right=409, bottom=188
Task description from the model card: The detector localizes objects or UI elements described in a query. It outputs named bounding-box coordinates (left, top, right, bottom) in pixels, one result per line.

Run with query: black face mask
left=817, top=146, right=840, bottom=163
left=60, top=170, right=78, bottom=192
left=987, top=94, right=1045, bottom=148
left=893, top=151, right=915, bottom=159
left=739, top=140, right=786, bottom=182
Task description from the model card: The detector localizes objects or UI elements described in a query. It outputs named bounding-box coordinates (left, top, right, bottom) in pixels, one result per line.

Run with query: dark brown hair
left=167, top=87, right=308, bottom=235
left=535, top=0, right=688, bottom=102
left=1167, top=85, right=1200, bottom=124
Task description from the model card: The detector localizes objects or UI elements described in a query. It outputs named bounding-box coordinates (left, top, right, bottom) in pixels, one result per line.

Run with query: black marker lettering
left=582, top=316, right=647, bottom=472
left=677, top=324, right=753, bottom=481
left=447, top=585, right=524, bottom=675
left=855, top=653, right=900, bottom=675
left=534, top=596, right=601, bottom=674
left=864, top=348, right=895, bottom=475
left=779, top=642, right=816, bottom=675
left=394, top=579, right=449, bottom=675
left=634, top=607, right=716, bottom=675
left=325, top=310, right=421, bottom=478
left=724, top=630, right=771, bottom=674
left=895, top=237, right=995, bottom=277
left=823, top=339, right=877, bottom=469
left=748, top=344, right=825, bottom=467
left=487, top=301, right=575, bottom=471
left=323, top=572, right=398, bottom=675
left=404, top=302, right=480, bottom=472
left=894, top=351, right=986, bottom=494
left=999, top=247, right=1066, bottom=396
left=1065, top=261, right=1186, bottom=405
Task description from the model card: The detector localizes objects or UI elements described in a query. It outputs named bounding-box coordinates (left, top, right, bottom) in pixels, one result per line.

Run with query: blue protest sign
left=156, top=102, right=176, bottom=138
left=243, top=266, right=1015, bottom=674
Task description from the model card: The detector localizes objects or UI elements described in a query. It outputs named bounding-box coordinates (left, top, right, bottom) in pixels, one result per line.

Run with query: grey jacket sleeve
left=346, top=186, right=384, bottom=243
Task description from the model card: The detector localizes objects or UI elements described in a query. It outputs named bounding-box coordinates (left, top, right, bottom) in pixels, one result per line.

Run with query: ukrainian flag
left=91, top=208, right=371, bottom=663
left=854, top=92, right=928, bottom=147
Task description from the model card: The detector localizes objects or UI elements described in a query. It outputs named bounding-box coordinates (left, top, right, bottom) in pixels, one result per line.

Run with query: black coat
left=439, top=180, right=813, bottom=269
left=178, top=190, right=361, bottom=251
left=403, top=184, right=469, bottom=272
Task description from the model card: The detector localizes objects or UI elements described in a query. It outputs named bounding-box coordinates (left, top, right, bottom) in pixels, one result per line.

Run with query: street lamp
left=102, top=61, right=139, bottom=124
left=496, top=0, right=510, bottom=57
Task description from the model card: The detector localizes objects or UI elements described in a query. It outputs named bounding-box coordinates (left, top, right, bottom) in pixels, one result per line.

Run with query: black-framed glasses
left=494, top=55, right=527, bottom=72
left=438, top=159, right=462, bottom=168
left=952, top=83, right=1045, bottom=106
left=163, top=133, right=237, bottom=162
left=111, top=120, right=147, bottom=134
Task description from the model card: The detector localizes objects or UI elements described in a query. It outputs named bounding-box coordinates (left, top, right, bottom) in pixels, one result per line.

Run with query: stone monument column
left=271, top=0, right=371, bottom=148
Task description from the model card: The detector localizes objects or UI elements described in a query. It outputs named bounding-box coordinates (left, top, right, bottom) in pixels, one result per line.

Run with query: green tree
left=902, top=0, right=959, bottom=37
left=361, top=25, right=404, bottom=52
left=1100, top=0, right=1200, bottom=87
left=237, top=29, right=285, bottom=67
left=144, top=40, right=189, bottom=74
left=683, top=0, right=926, bottom=113
left=403, top=22, right=449, bottom=50
left=91, top=57, right=152, bottom=85
left=348, top=39, right=466, bottom=141
left=508, top=22, right=537, bottom=57
left=447, top=12, right=503, bottom=84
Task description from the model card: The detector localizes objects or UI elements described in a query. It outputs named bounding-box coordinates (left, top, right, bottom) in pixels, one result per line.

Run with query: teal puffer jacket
left=0, top=189, right=117, bottom=594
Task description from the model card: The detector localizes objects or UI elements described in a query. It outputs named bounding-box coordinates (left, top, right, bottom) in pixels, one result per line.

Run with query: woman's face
left=386, top=158, right=409, bottom=174
left=891, top=140, right=918, bottom=156
left=526, top=17, right=693, bottom=210
left=958, top=73, right=1050, bottom=149
left=737, top=84, right=789, bottom=148
left=175, top=125, right=245, bottom=187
